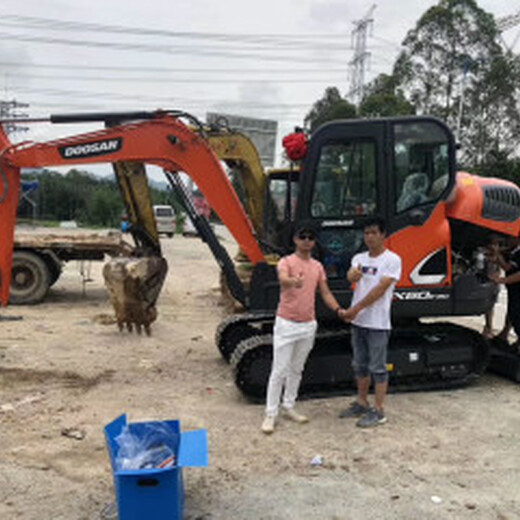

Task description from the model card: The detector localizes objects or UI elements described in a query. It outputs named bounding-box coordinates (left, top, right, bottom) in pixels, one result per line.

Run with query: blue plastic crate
left=104, top=414, right=208, bottom=520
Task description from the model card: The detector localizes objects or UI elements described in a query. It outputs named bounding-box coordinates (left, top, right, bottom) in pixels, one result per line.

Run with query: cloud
left=307, top=0, right=369, bottom=30
left=0, top=44, right=32, bottom=78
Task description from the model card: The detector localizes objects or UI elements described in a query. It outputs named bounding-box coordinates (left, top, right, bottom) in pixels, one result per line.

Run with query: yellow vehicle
left=206, top=126, right=300, bottom=254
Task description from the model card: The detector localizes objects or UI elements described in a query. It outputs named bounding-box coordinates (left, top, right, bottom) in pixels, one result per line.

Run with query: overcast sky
left=1, top=0, right=519, bottom=173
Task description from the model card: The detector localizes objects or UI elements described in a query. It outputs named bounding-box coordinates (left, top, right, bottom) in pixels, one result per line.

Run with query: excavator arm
left=0, top=111, right=264, bottom=332
left=206, top=130, right=266, bottom=235
left=112, top=161, right=160, bottom=253
left=115, top=128, right=268, bottom=252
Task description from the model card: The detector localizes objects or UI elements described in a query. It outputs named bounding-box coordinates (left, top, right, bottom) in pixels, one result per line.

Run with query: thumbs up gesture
left=294, top=272, right=304, bottom=288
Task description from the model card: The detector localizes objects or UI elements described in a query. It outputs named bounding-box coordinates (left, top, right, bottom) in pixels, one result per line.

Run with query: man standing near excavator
left=261, top=222, right=344, bottom=434
left=339, top=217, right=402, bottom=428
left=489, top=235, right=520, bottom=350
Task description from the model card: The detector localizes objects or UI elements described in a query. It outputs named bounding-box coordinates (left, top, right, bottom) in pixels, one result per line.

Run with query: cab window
left=311, top=140, right=377, bottom=218
left=154, top=207, right=174, bottom=217
left=264, top=174, right=299, bottom=248
left=268, top=178, right=298, bottom=223
left=394, top=122, right=450, bottom=213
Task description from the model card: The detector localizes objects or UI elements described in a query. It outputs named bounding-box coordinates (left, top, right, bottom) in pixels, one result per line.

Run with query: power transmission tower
left=348, top=4, right=376, bottom=106
left=497, top=10, right=520, bottom=51
left=0, top=99, right=29, bottom=135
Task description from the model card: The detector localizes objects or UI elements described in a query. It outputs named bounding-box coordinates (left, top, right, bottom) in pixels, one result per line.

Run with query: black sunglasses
left=298, top=233, right=316, bottom=241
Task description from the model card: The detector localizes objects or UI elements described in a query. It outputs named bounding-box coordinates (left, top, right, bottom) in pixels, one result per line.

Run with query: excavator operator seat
left=397, top=172, right=429, bottom=212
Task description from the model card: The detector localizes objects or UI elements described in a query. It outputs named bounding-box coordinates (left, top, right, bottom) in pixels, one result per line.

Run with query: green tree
left=472, top=149, right=520, bottom=186
left=393, top=0, right=520, bottom=166
left=304, top=87, right=357, bottom=132
left=87, top=187, right=124, bottom=227
left=359, top=74, right=416, bottom=117
left=462, top=52, right=520, bottom=166
left=20, top=165, right=192, bottom=228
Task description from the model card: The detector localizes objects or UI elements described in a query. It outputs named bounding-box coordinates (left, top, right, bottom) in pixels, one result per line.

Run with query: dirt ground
left=1, top=226, right=520, bottom=520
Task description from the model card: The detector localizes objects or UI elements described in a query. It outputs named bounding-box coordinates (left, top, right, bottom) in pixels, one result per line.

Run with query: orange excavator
left=1, top=110, right=519, bottom=396
left=0, top=111, right=264, bottom=335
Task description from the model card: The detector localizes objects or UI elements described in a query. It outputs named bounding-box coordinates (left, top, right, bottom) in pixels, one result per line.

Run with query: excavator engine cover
left=103, top=255, right=168, bottom=335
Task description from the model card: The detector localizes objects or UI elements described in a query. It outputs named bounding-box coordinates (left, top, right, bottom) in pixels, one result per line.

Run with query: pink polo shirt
left=276, top=253, right=326, bottom=322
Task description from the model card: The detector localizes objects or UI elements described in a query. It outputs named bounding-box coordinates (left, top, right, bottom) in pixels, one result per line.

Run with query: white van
left=153, top=205, right=176, bottom=237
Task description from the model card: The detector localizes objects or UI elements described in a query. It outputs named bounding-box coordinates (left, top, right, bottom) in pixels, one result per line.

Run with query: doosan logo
left=59, top=138, right=122, bottom=159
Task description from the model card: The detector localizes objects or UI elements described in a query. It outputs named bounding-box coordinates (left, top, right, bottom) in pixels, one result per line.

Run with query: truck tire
left=10, top=251, right=51, bottom=304
left=46, top=256, right=63, bottom=287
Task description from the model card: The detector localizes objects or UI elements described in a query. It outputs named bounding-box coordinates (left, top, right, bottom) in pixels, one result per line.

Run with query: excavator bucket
left=103, top=255, right=168, bottom=335
left=104, top=160, right=167, bottom=334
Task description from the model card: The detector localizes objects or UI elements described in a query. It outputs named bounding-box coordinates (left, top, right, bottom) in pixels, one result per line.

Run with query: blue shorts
left=351, top=325, right=390, bottom=383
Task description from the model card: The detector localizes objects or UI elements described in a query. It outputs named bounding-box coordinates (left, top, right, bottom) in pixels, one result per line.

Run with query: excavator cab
left=299, top=117, right=454, bottom=272
left=248, top=117, right=460, bottom=317
left=301, top=118, right=459, bottom=318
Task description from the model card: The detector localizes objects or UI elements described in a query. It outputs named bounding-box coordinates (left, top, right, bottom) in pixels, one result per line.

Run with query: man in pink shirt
left=262, top=222, right=344, bottom=434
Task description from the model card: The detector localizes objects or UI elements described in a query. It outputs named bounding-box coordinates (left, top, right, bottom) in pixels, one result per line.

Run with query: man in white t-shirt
left=338, top=217, right=402, bottom=428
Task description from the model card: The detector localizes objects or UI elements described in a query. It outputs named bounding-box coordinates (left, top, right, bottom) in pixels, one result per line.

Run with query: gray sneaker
left=356, top=408, right=387, bottom=428
left=339, top=401, right=369, bottom=419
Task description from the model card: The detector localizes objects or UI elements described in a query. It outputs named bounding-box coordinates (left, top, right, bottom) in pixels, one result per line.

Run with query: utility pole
left=348, top=4, right=376, bottom=107
left=0, top=99, right=29, bottom=136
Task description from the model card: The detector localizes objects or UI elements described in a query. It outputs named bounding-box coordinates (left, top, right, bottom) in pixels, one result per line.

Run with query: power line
left=371, top=35, right=402, bottom=51
left=0, top=61, right=347, bottom=75
left=0, top=14, right=357, bottom=43
left=0, top=31, right=348, bottom=64
left=13, top=84, right=313, bottom=109
left=496, top=9, right=520, bottom=51
left=0, top=15, right=394, bottom=55
left=9, top=72, right=347, bottom=84
left=497, top=10, right=520, bottom=32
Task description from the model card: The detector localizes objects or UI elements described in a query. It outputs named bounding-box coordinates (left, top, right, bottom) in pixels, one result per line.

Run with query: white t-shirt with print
left=350, top=249, right=402, bottom=330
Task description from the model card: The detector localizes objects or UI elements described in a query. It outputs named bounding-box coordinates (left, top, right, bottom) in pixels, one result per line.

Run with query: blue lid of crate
left=178, top=429, right=208, bottom=467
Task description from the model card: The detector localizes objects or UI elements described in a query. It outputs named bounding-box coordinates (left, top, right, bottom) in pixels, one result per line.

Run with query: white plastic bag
left=115, top=422, right=178, bottom=471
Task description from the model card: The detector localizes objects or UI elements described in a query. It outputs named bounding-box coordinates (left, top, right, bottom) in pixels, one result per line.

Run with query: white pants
left=265, top=316, right=317, bottom=417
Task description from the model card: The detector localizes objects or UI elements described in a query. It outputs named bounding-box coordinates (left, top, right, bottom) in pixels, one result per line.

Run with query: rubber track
left=215, top=312, right=274, bottom=362
left=231, top=322, right=489, bottom=401
left=231, top=333, right=273, bottom=400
